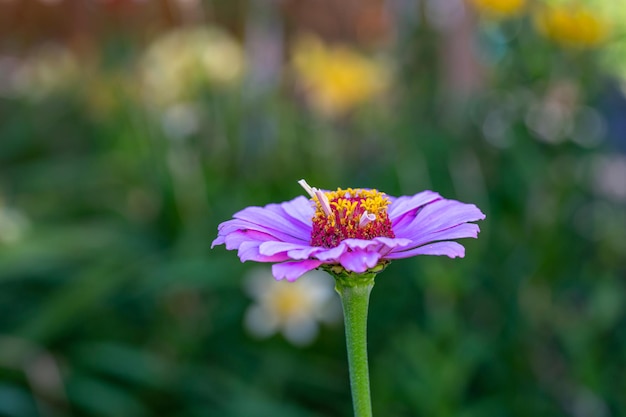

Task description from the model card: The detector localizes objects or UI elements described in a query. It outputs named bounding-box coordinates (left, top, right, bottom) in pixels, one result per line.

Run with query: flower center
left=299, top=180, right=395, bottom=248
left=268, top=284, right=312, bottom=320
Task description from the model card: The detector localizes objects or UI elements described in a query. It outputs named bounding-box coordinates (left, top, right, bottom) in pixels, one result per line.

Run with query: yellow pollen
left=309, top=187, right=395, bottom=247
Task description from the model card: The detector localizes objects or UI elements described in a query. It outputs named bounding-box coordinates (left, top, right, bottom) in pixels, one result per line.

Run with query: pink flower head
left=212, top=180, right=486, bottom=281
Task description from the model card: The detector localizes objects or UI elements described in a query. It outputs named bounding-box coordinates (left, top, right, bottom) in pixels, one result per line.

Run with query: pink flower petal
left=416, top=199, right=485, bottom=229
left=280, top=196, right=315, bottom=226
left=233, top=203, right=311, bottom=241
left=339, top=250, right=382, bottom=273
left=287, top=247, right=324, bottom=260
left=259, top=241, right=313, bottom=256
left=272, top=260, right=323, bottom=281
left=258, top=241, right=322, bottom=260
left=238, top=241, right=291, bottom=263
left=217, top=219, right=308, bottom=244
left=341, top=239, right=380, bottom=251
left=385, top=241, right=465, bottom=259
left=372, top=237, right=414, bottom=249
left=211, top=235, right=225, bottom=247
left=223, top=230, right=276, bottom=250
left=400, top=223, right=481, bottom=250
left=314, top=244, right=348, bottom=261
left=388, top=191, right=441, bottom=223
left=394, top=199, right=485, bottom=240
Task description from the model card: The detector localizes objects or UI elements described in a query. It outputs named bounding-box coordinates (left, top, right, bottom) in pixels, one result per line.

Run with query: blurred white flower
left=139, top=26, right=245, bottom=107
left=161, top=102, right=201, bottom=141
left=592, top=154, right=626, bottom=202
left=526, top=102, right=572, bottom=144
left=12, top=44, right=79, bottom=101
left=0, top=55, right=21, bottom=98
left=426, top=0, right=465, bottom=31
left=570, top=107, right=606, bottom=148
left=482, top=108, right=514, bottom=148
left=526, top=81, right=579, bottom=144
left=243, top=267, right=341, bottom=346
left=0, top=205, right=30, bottom=244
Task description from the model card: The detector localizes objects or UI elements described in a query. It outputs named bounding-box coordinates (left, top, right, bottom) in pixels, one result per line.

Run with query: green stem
left=333, top=271, right=377, bottom=417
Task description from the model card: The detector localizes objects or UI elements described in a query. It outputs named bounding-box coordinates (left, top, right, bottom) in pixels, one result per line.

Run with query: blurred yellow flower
left=139, top=26, right=245, bottom=106
left=291, top=36, right=389, bottom=117
left=469, top=0, right=526, bottom=18
left=534, top=5, right=610, bottom=48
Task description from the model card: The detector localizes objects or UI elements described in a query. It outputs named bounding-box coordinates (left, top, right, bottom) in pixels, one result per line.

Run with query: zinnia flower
left=212, top=180, right=486, bottom=281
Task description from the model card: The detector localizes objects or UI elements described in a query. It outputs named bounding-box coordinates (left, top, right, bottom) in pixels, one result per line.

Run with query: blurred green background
left=1, top=0, right=626, bottom=416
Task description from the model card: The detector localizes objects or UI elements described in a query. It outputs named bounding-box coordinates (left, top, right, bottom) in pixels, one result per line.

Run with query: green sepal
left=320, top=262, right=389, bottom=288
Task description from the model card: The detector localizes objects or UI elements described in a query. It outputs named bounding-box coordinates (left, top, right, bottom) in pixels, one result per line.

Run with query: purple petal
left=280, top=196, right=315, bottom=226
left=309, top=237, right=415, bottom=263
left=259, top=241, right=312, bottom=256
left=372, top=237, right=414, bottom=249
left=385, top=241, right=465, bottom=259
left=233, top=202, right=311, bottom=241
left=272, top=260, right=323, bottom=281
left=312, top=239, right=386, bottom=262
left=223, top=230, right=276, bottom=250
left=340, top=238, right=414, bottom=256
left=211, top=235, right=225, bottom=248
left=388, top=191, right=442, bottom=223
left=259, top=241, right=321, bottom=260
left=341, top=239, right=380, bottom=251
left=394, top=199, right=485, bottom=240
left=217, top=218, right=308, bottom=244
left=238, top=241, right=291, bottom=263
left=287, top=247, right=324, bottom=260
left=339, top=250, right=382, bottom=273
left=399, top=223, right=481, bottom=250
left=314, top=243, right=348, bottom=262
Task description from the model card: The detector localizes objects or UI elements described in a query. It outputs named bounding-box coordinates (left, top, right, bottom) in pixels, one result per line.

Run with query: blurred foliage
left=1, top=0, right=626, bottom=416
